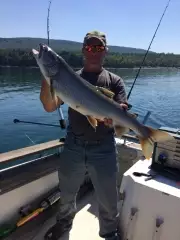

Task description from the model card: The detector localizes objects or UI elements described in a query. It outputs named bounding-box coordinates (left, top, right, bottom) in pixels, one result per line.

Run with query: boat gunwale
left=0, top=139, right=64, bottom=164
left=0, top=134, right=139, bottom=164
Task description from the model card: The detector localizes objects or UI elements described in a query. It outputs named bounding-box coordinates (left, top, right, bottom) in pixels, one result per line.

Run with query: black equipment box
left=151, top=127, right=180, bottom=180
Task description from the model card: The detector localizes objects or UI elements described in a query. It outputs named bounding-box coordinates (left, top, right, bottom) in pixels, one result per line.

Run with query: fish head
left=32, top=43, right=59, bottom=80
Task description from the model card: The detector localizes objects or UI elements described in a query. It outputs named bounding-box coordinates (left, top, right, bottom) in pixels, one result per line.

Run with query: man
left=41, top=31, right=128, bottom=240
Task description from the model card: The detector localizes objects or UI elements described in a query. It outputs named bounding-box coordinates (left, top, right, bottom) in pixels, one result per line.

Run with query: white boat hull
left=0, top=172, right=59, bottom=225
left=119, top=159, right=180, bottom=240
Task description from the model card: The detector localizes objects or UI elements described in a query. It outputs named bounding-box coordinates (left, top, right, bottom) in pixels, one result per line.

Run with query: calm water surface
left=0, top=67, right=180, bottom=153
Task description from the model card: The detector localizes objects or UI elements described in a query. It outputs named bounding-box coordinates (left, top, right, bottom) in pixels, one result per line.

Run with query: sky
left=1, top=0, right=179, bottom=53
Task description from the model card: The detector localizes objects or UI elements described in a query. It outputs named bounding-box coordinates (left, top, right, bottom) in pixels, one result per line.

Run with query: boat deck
left=5, top=191, right=102, bottom=240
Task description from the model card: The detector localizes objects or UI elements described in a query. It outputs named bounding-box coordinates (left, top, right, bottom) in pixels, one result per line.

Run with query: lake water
left=0, top=67, right=180, bottom=153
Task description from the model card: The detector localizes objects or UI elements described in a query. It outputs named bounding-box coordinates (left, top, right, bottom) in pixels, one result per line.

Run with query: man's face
left=82, top=37, right=107, bottom=66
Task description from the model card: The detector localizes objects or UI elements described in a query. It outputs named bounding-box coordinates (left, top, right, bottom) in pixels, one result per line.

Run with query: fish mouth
left=38, top=43, right=48, bottom=59
left=32, top=44, right=48, bottom=59
left=32, top=49, right=39, bottom=55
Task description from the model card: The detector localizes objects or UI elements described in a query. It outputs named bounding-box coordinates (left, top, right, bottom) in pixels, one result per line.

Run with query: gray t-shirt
left=67, top=68, right=127, bottom=141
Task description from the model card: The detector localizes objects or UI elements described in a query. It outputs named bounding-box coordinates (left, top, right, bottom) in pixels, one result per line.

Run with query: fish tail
left=139, top=126, right=174, bottom=160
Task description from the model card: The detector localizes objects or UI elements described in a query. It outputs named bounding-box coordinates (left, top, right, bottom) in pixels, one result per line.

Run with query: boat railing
left=0, top=139, right=65, bottom=196
left=0, top=139, right=65, bottom=169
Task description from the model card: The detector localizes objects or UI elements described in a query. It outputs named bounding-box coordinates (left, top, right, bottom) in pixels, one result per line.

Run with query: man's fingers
left=104, top=118, right=113, bottom=126
left=120, top=103, right=128, bottom=110
left=107, top=119, right=113, bottom=125
left=96, top=118, right=113, bottom=127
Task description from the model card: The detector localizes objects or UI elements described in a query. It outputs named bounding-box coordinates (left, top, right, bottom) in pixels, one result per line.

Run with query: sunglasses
left=84, top=45, right=106, bottom=52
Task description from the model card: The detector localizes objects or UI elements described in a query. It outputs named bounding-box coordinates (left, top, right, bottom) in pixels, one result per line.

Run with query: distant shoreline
left=1, top=47, right=180, bottom=69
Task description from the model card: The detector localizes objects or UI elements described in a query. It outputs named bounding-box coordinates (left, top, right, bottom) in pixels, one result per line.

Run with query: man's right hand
left=40, top=79, right=63, bottom=112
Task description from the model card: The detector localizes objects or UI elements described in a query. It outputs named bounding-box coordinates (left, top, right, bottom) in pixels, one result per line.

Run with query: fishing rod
left=13, top=119, right=66, bottom=142
left=127, top=0, right=171, bottom=101
left=47, top=0, right=66, bottom=129
left=13, top=119, right=60, bottom=127
left=13, top=1, right=66, bottom=130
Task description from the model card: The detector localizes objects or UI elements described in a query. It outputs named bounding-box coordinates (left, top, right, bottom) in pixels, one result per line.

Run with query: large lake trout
left=32, top=43, right=173, bottom=159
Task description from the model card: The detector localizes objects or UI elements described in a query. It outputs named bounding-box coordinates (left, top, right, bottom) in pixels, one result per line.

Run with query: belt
left=67, top=132, right=114, bottom=146
left=73, top=137, right=101, bottom=146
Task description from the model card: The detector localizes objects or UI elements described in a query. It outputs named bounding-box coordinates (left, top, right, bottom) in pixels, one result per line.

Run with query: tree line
left=0, top=48, right=180, bottom=68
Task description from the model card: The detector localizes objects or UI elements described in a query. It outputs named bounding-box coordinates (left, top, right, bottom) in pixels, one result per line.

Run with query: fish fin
left=146, top=126, right=174, bottom=143
left=114, top=126, right=129, bottom=137
left=139, top=126, right=174, bottom=160
left=114, top=112, right=138, bottom=137
left=97, top=87, right=115, bottom=99
left=86, top=116, right=98, bottom=129
left=139, top=137, right=154, bottom=160
left=128, top=112, right=138, bottom=119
